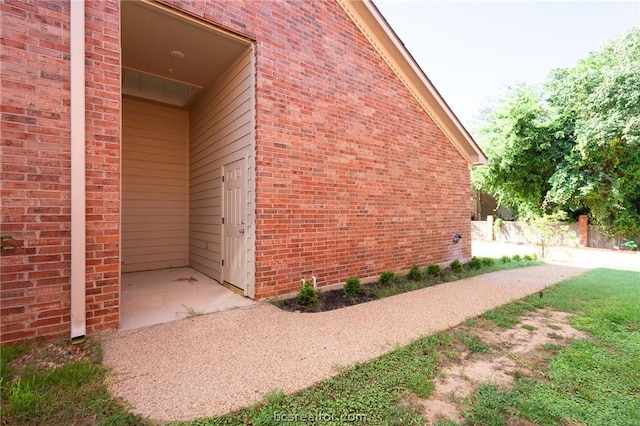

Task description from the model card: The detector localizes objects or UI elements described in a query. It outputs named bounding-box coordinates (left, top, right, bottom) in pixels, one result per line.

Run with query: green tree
left=473, top=29, right=640, bottom=236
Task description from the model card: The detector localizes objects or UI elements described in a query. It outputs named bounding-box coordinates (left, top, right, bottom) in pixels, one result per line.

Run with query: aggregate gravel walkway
left=101, top=264, right=585, bottom=422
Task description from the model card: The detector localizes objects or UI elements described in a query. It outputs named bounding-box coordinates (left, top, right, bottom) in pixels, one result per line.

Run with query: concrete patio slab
left=119, top=267, right=255, bottom=331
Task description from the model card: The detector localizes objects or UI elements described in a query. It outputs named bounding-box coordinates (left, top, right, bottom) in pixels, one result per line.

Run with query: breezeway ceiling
left=121, top=0, right=250, bottom=107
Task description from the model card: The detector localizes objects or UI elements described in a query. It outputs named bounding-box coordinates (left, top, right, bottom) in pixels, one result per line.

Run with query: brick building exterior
left=1, top=0, right=485, bottom=345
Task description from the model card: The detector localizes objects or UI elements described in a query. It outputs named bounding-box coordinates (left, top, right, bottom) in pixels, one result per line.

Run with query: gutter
left=70, top=0, right=86, bottom=342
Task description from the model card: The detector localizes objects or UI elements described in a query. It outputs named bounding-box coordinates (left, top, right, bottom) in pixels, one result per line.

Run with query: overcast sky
left=374, top=0, right=640, bottom=133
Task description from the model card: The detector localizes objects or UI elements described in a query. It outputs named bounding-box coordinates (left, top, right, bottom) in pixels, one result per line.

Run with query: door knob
left=239, top=229, right=245, bottom=234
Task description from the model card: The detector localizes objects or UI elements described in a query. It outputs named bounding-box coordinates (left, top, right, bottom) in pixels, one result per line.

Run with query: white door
left=222, top=159, right=246, bottom=291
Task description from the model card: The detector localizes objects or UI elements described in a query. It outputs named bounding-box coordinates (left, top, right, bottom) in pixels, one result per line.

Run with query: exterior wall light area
left=452, top=233, right=462, bottom=244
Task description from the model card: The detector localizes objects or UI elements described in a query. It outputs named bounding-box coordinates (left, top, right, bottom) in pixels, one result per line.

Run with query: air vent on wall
left=122, top=68, right=202, bottom=107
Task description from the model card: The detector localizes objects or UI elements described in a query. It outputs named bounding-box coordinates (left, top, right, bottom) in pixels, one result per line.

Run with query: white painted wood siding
left=189, top=47, right=255, bottom=294
left=122, top=97, right=189, bottom=272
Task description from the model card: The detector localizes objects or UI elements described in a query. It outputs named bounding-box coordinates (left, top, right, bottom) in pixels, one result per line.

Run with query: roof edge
left=337, top=0, right=487, bottom=165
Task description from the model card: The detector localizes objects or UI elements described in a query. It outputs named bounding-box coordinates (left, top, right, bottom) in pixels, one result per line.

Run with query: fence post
left=487, top=215, right=494, bottom=241
left=578, top=215, right=588, bottom=247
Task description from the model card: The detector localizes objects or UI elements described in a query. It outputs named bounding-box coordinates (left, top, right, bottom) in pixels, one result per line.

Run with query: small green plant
left=481, top=300, right=537, bottom=328
left=523, top=254, right=533, bottom=261
left=493, top=217, right=503, bottom=238
left=525, top=212, right=575, bottom=258
left=541, top=342, right=562, bottom=351
left=426, top=263, right=441, bottom=277
left=500, top=255, right=511, bottom=263
left=456, top=331, right=491, bottom=353
left=466, top=256, right=482, bottom=270
left=462, top=317, right=479, bottom=327
left=378, top=270, right=395, bottom=286
left=511, top=369, right=525, bottom=380
left=521, top=324, right=536, bottom=331
left=343, top=276, right=361, bottom=297
left=405, top=374, right=435, bottom=398
left=449, top=259, right=463, bottom=273
left=512, top=254, right=521, bottom=261
left=407, top=265, right=423, bottom=281
left=621, top=238, right=639, bottom=251
left=530, top=253, right=538, bottom=260
left=481, top=257, right=495, bottom=266
left=297, top=280, right=318, bottom=306
left=434, top=421, right=460, bottom=426
left=182, top=305, right=206, bottom=318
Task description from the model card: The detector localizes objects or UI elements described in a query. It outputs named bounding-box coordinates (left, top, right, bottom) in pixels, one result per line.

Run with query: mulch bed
left=276, top=258, right=537, bottom=313
left=277, top=284, right=381, bottom=312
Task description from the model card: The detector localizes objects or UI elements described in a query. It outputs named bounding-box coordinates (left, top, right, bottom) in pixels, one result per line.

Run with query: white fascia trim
left=337, top=0, right=487, bottom=165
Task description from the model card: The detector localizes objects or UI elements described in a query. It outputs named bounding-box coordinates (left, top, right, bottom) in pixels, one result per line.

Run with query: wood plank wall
left=189, top=48, right=254, bottom=285
left=121, top=98, right=189, bottom=272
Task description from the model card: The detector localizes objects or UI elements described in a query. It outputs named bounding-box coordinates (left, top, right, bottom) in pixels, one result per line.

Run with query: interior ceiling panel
left=121, top=1, right=249, bottom=89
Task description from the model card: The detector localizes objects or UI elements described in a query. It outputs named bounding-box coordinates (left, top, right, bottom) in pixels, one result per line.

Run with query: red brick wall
left=1, top=0, right=471, bottom=344
left=159, top=0, right=472, bottom=298
left=84, top=0, right=120, bottom=335
left=1, top=0, right=120, bottom=345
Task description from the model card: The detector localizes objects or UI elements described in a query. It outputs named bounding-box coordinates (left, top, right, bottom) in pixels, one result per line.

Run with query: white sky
left=374, top=0, right=640, bottom=133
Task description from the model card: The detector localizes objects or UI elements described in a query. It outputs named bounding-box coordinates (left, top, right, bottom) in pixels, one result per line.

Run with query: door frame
left=219, top=149, right=254, bottom=297
left=119, top=0, right=257, bottom=313
left=221, top=155, right=246, bottom=292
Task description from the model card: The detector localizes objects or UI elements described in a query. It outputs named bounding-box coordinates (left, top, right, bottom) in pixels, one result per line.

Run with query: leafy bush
left=466, top=256, right=482, bottom=270
left=481, top=257, right=495, bottom=266
left=530, top=253, right=538, bottom=260
left=426, top=264, right=441, bottom=277
left=407, top=265, right=423, bottom=281
left=512, top=254, right=521, bottom=261
left=379, top=270, right=395, bottom=286
left=344, top=276, right=361, bottom=297
left=621, top=238, right=638, bottom=251
left=523, top=254, right=533, bottom=261
left=297, top=280, right=318, bottom=306
left=500, top=255, right=511, bottom=263
left=449, top=259, right=463, bottom=273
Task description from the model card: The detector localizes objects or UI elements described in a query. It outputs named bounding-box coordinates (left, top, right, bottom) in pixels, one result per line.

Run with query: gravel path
left=101, top=264, right=585, bottom=422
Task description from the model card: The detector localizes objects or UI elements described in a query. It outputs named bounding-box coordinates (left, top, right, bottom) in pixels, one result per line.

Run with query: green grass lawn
left=2, top=267, right=638, bottom=425
left=464, top=268, right=640, bottom=426
left=186, top=268, right=639, bottom=426
left=0, top=341, right=147, bottom=426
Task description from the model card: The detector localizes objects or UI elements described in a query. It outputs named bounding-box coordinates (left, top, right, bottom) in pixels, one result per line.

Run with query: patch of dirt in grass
left=417, top=310, right=589, bottom=425
left=9, top=341, right=96, bottom=377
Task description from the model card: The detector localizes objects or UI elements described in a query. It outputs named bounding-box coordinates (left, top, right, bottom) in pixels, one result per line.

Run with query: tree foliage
left=473, top=29, right=640, bottom=236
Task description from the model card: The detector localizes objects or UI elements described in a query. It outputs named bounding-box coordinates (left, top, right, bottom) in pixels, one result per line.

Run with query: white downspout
left=70, top=0, right=86, bottom=341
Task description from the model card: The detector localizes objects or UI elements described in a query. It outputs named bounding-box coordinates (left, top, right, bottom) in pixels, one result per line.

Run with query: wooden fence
left=472, top=217, right=639, bottom=250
